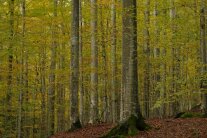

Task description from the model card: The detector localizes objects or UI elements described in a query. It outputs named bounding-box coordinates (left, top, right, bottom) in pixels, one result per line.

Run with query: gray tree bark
left=120, top=0, right=132, bottom=121
left=100, top=1, right=108, bottom=122
left=90, top=0, right=99, bottom=124
left=111, top=0, right=118, bottom=123
left=70, top=0, right=81, bottom=129
left=121, top=0, right=143, bottom=119
left=103, top=1, right=147, bottom=136
left=79, top=0, right=84, bottom=125
left=153, top=0, right=161, bottom=117
left=129, top=0, right=142, bottom=117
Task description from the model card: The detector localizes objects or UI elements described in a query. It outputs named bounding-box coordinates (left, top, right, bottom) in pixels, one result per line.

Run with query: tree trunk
left=5, top=0, right=14, bottom=137
left=111, top=0, right=118, bottom=123
left=200, top=0, right=207, bottom=115
left=70, top=0, right=81, bottom=130
left=90, top=0, right=99, bottom=124
left=18, top=0, right=26, bottom=137
left=104, top=0, right=148, bottom=137
left=120, top=0, right=132, bottom=121
left=48, top=0, right=58, bottom=135
left=57, top=23, right=66, bottom=132
left=79, top=0, right=84, bottom=125
left=153, top=0, right=161, bottom=118
left=170, top=0, right=179, bottom=116
left=100, top=1, right=108, bottom=122
left=56, top=0, right=66, bottom=132
left=40, top=44, right=47, bottom=138
left=143, top=0, right=150, bottom=118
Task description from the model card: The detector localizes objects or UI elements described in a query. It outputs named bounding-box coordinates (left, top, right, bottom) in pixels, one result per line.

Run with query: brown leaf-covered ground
left=51, top=118, right=207, bottom=138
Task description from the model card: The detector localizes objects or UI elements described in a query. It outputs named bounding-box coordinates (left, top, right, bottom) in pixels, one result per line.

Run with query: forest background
left=0, top=0, right=206, bottom=137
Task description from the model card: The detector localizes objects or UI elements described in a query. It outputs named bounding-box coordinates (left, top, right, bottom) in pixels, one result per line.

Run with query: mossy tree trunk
left=102, top=115, right=149, bottom=138
left=103, top=0, right=149, bottom=137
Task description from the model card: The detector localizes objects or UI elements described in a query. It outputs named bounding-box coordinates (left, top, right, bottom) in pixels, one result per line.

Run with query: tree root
left=101, top=115, right=150, bottom=138
left=69, top=119, right=82, bottom=131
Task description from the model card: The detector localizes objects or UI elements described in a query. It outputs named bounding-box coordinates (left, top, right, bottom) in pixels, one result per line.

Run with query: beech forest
left=0, top=0, right=207, bottom=138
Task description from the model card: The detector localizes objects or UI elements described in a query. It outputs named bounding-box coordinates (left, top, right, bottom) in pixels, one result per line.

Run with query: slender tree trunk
left=21, top=0, right=30, bottom=136
left=143, top=0, right=150, bottom=118
left=160, top=10, right=168, bottom=118
left=48, top=0, right=58, bottom=135
left=33, top=64, right=39, bottom=137
left=17, top=73, right=23, bottom=138
left=100, top=2, right=108, bottom=122
left=153, top=0, right=161, bottom=117
left=5, top=0, right=14, bottom=137
left=111, top=0, right=118, bottom=123
left=79, top=0, right=84, bottom=125
left=90, top=0, right=99, bottom=124
left=18, top=1, right=25, bottom=137
left=23, top=24, right=29, bottom=138
left=57, top=0, right=66, bottom=131
left=70, top=0, right=81, bottom=129
left=40, top=45, right=47, bottom=138
left=57, top=24, right=66, bottom=132
left=170, top=0, right=179, bottom=115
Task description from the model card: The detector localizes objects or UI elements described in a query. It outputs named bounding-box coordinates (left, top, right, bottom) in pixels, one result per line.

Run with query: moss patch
left=101, top=115, right=150, bottom=138
left=175, top=112, right=205, bottom=118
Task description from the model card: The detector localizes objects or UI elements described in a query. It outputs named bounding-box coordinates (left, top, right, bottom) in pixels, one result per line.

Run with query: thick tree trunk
left=104, top=0, right=148, bottom=137
left=120, top=0, right=132, bottom=121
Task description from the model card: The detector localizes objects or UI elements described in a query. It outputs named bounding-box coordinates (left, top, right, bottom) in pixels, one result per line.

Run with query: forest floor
left=51, top=118, right=207, bottom=138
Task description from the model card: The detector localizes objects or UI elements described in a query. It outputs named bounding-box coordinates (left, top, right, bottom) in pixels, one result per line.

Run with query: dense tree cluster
left=0, top=0, right=206, bottom=137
